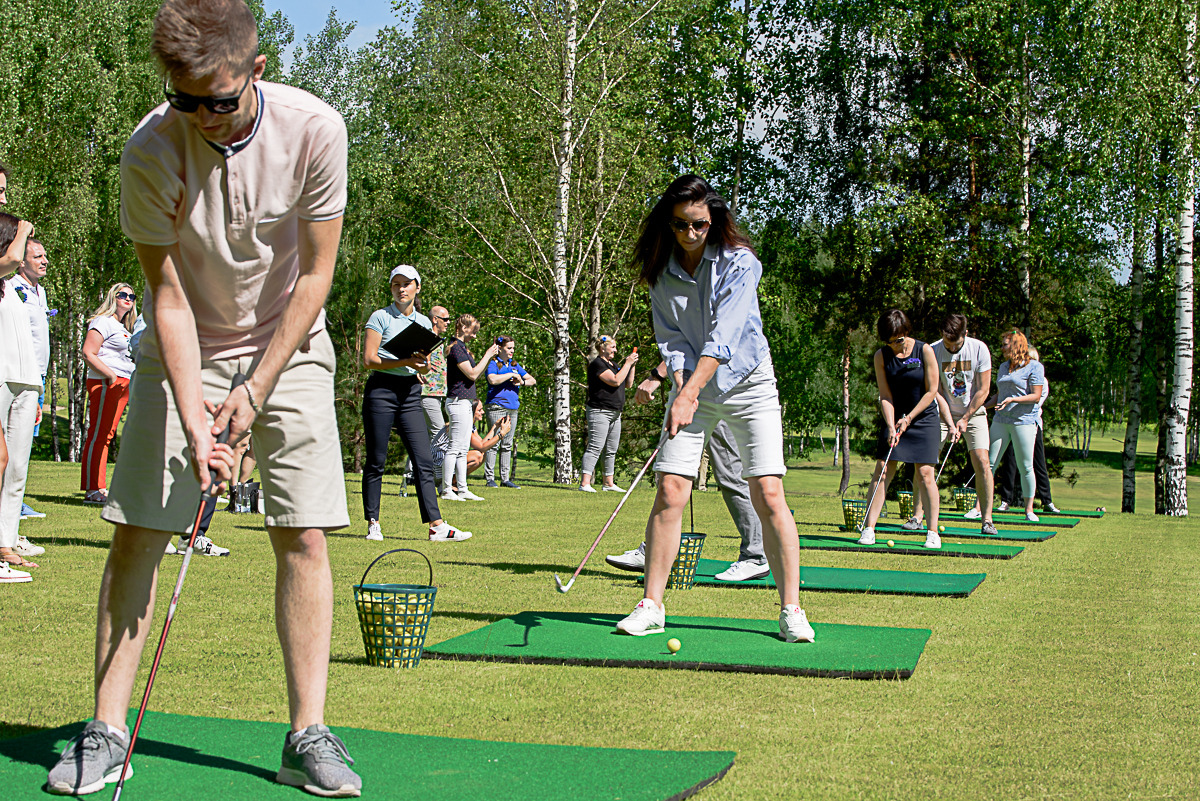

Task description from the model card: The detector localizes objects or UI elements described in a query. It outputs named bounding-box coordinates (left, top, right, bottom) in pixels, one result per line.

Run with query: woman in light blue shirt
left=361, top=265, right=472, bottom=543
left=615, top=175, right=813, bottom=644
left=988, top=329, right=1045, bottom=522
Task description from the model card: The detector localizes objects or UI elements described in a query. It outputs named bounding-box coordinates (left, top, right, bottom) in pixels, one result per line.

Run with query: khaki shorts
left=102, top=330, right=350, bottom=533
left=940, top=409, right=990, bottom=453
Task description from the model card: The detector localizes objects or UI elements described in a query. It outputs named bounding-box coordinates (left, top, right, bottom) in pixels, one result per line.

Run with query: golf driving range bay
left=1, top=444, right=1195, bottom=800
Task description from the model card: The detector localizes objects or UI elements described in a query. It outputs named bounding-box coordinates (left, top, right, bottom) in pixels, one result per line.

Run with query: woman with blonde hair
left=988, top=329, right=1045, bottom=522
left=442, top=313, right=498, bottom=502
left=80, top=282, right=138, bottom=504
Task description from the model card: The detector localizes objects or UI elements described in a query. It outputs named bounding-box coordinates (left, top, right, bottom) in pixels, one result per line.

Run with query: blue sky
left=264, top=1, right=407, bottom=56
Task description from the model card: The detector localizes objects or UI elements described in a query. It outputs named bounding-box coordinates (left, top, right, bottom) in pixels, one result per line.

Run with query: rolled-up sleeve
left=701, top=253, right=761, bottom=363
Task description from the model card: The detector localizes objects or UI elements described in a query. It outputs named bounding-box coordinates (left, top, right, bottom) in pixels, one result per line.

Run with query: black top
left=877, top=339, right=940, bottom=464
left=587, top=357, right=625, bottom=412
left=447, top=339, right=477, bottom=401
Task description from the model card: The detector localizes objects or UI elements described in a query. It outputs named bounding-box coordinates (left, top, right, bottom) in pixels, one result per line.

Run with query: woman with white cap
left=361, top=265, right=472, bottom=542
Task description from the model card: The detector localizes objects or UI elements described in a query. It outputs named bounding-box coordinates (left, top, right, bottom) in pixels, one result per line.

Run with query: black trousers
left=997, top=424, right=1053, bottom=505
left=362, top=372, right=441, bottom=524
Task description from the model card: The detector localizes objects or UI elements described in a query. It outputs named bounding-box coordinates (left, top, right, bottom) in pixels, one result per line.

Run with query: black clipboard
left=380, top=323, right=445, bottom=361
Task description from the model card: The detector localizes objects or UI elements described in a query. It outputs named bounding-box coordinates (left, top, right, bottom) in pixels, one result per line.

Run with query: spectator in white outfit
left=10, top=237, right=52, bottom=530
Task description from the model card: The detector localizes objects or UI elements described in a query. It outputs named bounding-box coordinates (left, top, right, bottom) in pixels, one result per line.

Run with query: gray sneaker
left=981, top=521, right=998, bottom=536
left=46, top=720, right=131, bottom=795
left=900, top=516, right=923, bottom=531
left=277, top=724, right=362, bottom=798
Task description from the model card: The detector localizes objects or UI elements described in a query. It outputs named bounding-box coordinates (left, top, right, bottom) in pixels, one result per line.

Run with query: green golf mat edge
left=838, top=523, right=1055, bottom=542
left=0, top=710, right=735, bottom=801
left=797, top=534, right=1024, bottom=559
left=651, top=559, right=986, bottom=597
left=937, top=511, right=1079, bottom=527
left=424, top=611, right=932, bottom=679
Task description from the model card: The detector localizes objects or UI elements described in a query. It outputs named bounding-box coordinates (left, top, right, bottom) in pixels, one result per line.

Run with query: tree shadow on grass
left=436, top=559, right=610, bottom=578
left=31, top=536, right=112, bottom=550
left=0, top=721, right=49, bottom=741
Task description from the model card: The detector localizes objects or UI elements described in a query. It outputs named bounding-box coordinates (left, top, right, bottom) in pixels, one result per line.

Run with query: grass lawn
left=2, top=445, right=1197, bottom=799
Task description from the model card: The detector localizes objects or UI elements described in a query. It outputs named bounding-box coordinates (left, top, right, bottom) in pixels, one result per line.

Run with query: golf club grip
left=206, top=373, right=246, bottom=491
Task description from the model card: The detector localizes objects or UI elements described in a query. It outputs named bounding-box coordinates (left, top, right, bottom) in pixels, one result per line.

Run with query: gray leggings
left=581, top=406, right=621, bottom=477
left=484, top=405, right=517, bottom=482
left=708, top=419, right=765, bottom=562
left=442, top=397, right=475, bottom=490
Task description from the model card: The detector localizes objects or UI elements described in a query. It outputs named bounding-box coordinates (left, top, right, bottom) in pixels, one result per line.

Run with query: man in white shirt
left=47, top=1, right=359, bottom=796
left=910, top=314, right=998, bottom=535
left=10, top=240, right=50, bottom=529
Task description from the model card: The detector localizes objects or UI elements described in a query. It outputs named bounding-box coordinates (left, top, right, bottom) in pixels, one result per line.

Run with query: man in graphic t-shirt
left=910, top=313, right=997, bottom=536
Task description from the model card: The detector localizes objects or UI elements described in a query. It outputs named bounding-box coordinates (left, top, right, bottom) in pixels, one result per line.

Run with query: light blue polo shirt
left=365, top=304, right=432, bottom=378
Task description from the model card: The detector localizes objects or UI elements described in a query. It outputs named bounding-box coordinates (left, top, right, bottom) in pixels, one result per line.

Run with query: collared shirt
left=0, top=279, right=41, bottom=385
left=649, top=243, right=771, bottom=398
left=9, top=273, right=50, bottom=375
left=485, top=358, right=528, bottom=409
left=365, top=304, right=432, bottom=378
left=119, top=81, right=348, bottom=361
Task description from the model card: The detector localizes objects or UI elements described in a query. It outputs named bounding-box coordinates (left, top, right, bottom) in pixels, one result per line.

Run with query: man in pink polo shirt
left=47, top=0, right=360, bottom=796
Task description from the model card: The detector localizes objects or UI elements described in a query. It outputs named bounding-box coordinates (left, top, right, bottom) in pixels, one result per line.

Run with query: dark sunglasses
left=885, top=336, right=905, bottom=346
left=433, top=315, right=450, bottom=322
left=669, top=218, right=711, bottom=234
left=116, top=292, right=136, bottom=302
left=164, top=72, right=252, bottom=115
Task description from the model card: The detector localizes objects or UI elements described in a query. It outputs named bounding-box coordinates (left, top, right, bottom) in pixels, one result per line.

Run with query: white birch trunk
left=1016, top=30, right=1032, bottom=324
left=551, top=0, right=579, bottom=483
left=1166, top=6, right=1197, bottom=515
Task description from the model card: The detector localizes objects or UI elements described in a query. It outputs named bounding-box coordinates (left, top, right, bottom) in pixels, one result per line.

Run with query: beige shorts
left=102, top=330, right=350, bottom=533
left=940, top=409, right=990, bottom=453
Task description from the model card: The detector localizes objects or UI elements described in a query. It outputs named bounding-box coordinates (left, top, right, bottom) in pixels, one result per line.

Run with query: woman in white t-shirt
left=80, top=282, right=137, bottom=504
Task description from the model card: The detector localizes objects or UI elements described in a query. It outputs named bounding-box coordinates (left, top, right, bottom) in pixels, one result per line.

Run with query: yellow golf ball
left=938, top=525, right=945, bottom=533
left=887, top=540, right=894, bottom=547
left=667, top=638, right=682, bottom=653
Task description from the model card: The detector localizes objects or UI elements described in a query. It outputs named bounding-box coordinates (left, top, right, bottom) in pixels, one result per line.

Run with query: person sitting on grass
left=615, top=174, right=814, bottom=643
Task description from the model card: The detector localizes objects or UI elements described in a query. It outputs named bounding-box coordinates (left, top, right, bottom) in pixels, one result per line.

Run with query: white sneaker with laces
left=0, top=561, right=32, bottom=583
left=183, top=534, right=230, bottom=556
left=578, top=485, right=597, bottom=493
left=1025, top=510, right=1040, bottom=522
left=165, top=540, right=179, bottom=555
left=1045, top=503, right=1061, bottom=513
left=441, top=489, right=465, bottom=502
left=924, top=530, right=942, bottom=549
left=458, top=489, right=485, bottom=501
left=15, top=535, right=45, bottom=557
left=605, top=543, right=646, bottom=572
left=779, top=605, right=815, bottom=642
left=997, top=501, right=1010, bottom=512
left=602, top=483, right=626, bottom=492
left=856, top=528, right=875, bottom=546
left=429, top=523, right=472, bottom=542
left=963, top=507, right=982, bottom=519
left=715, top=560, right=771, bottom=581
left=366, top=521, right=383, bottom=541
left=616, top=598, right=665, bottom=636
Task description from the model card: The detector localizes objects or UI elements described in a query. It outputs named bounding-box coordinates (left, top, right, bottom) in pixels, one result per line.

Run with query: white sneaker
left=429, top=523, right=472, bottom=542
left=15, top=536, right=45, bottom=557
left=458, top=489, right=485, bottom=501
left=997, top=501, right=1010, bottom=512
left=924, top=531, right=942, bottom=549
left=963, top=507, right=982, bottom=519
left=579, top=485, right=597, bottom=493
left=615, top=598, right=665, bottom=636
left=366, top=521, right=383, bottom=541
left=441, top=489, right=465, bottom=502
left=182, top=535, right=230, bottom=556
left=715, top=560, right=771, bottom=581
left=856, top=528, right=875, bottom=546
left=1025, top=511, right=1040, bottom=522
left=605, top=543, right=646, bottom=572
left=900, top=517, right=923, bottom=531
left=779, top=605, right=815, bottom=642
left=0, top=561, right=32, bottom=583
left=1045, top=503, right=1061, bottom=513
left=602, top=483, right=626, bottom=492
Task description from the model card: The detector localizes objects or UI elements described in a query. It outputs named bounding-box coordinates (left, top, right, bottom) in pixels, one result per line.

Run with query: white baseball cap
left=389, top=264, right=421, bottom=286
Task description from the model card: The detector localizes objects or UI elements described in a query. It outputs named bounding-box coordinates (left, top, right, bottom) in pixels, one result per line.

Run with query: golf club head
left=554, top=574, right=574, bottom=593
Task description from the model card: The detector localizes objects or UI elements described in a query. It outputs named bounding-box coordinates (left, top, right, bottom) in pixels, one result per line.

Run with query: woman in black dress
left=858, top=310, right=943, bottom=548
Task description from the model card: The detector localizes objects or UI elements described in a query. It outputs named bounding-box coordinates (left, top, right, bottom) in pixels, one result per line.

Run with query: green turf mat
left=937, top=511, right=1079, bottom=527
left=840, top=522, right=1055, bottom=542
left=0, top=710, right=734, bottom=801
left=1039, top=508, right=1105, bottom=517
left=797, top=534, right=1024, bottom=559
left=424, top=611, right=931, bottom=679
left=685, top=558, right=985, bottom=596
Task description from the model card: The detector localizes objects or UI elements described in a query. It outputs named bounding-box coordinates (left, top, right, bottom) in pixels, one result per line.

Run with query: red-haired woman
left=988, top=329, right=1045, bottom=522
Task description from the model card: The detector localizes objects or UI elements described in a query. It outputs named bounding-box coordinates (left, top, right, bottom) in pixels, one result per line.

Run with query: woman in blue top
left=483, top=335, right=535, bottom=488
left=988, top=329, right=1045, bottom=522
left=615, top=175, right=814, bottom=644
left=361, top=265, right=472, bottom=543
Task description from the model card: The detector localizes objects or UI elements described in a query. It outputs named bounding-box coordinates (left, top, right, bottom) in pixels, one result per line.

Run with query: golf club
left=859, top=442, right=895, bottom=533
left=935, top=436, right=955, bottom=482
left=555, top=431, right=666, bottom=594
left=112, top=374, right=243, bottom=800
